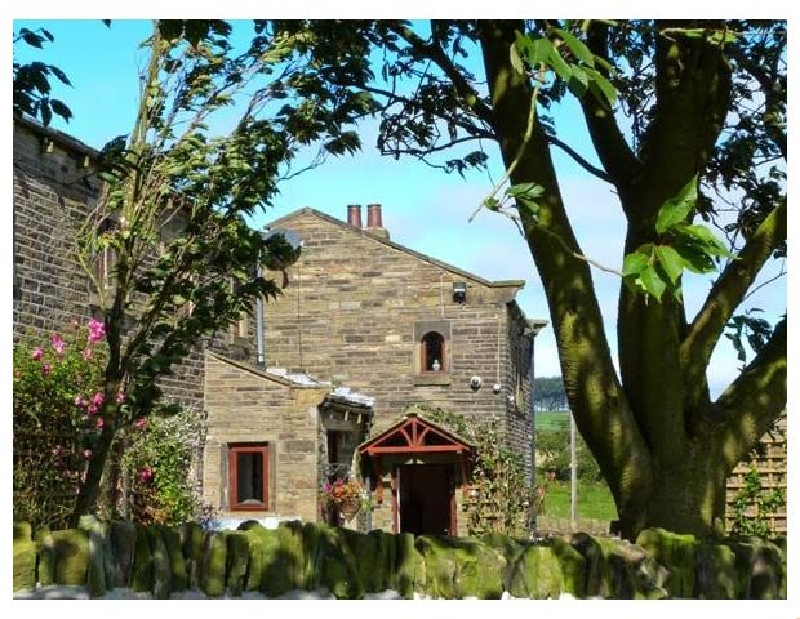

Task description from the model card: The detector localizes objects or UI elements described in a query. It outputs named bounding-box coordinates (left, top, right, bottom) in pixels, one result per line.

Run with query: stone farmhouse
left=13, top=116, right=548, bottom=537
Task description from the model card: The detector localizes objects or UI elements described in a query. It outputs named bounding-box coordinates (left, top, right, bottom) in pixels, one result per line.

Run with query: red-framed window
left=227, top=443, right=269, bottom=511
left=421, top=331, right=445, bottom=372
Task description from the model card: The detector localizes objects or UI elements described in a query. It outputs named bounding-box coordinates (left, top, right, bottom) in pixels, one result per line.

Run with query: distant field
left=538, top=477, right=618, bottom=521
left=535, top=410, right=571, bottom=430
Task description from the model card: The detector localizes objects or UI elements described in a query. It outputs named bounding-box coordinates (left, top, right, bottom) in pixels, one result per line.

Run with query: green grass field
left=538, top=478, right=618, bottom=521
left=535, top=410, right=571, bottom=430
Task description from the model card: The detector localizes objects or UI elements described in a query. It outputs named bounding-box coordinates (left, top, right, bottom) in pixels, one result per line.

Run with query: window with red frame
left=227, top=443, right=269, bottom=511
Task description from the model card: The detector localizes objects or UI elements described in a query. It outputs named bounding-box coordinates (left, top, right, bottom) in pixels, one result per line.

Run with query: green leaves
left=511, top=28, right=617, bottom=108
left=655, top=176, right=697, bottom=233
left=623, top=175, right=736, bottom=302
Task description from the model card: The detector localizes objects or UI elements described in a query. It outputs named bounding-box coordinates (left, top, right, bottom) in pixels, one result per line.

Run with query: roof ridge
left=265, top=207, right=526, bottom=290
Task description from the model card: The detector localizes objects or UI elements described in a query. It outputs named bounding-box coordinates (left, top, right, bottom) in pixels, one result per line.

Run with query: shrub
left=13, top=320, right=109, bottom=530
left=121, top=407, right=206, bottom=525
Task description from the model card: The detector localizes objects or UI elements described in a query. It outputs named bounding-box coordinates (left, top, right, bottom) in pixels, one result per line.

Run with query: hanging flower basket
left=338, top=496, right=362, bottom=521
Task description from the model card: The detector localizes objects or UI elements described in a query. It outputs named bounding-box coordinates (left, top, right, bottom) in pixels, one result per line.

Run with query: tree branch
left=544, top=134, right=614, bottom=184
left=578, top=22, right=642, bottom=191
left=715, top=316, right=786, bottom=472
left=727, top=44, right=786, bottom=159
left=680, top=197, right=786, bottom=388
left=389, top=21, right=495, bottom=127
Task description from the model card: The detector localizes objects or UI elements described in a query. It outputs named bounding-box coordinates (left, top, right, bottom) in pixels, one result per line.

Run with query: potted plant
left=320, top=478, right=369, bottom=522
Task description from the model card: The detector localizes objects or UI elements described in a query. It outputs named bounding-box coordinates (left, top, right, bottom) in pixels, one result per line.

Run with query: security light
left=453, top=281, right=467, bottom=304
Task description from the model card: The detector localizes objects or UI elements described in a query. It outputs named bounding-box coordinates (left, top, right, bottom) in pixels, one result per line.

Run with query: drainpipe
left=256, top=232, right=268, bottom=369
left=524, top=319, right=547, bottom=532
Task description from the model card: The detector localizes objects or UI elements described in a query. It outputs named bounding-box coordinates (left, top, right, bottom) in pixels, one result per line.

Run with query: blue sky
left=12, top=18, right=787, bottom=399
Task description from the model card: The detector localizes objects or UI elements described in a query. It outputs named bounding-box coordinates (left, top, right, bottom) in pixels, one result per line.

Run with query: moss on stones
left=260, top=525, right=301, bottom=597
left=201, top=531, right=227, bottom=597
left=242, top=525, right=271, bottom=592
left=34, top=528, right=55, bottom=587
left=694, top=541, right=736, bottom=599
left=183, top=521, right=205, bottom=590
left=549, top=537, right=586, bottom=598
left=225, top=531, right=250, bottom=597
left=13, top=537, right=37, bottom=592
left=637, top=528, right=697, bottom=598
left=110, top=520, right=136, bottom=587
left=78, top=515, right=109, bottom=598
left=147, top=526, right=172, bottom=599
left=52, top=529, right=91, bottom=586
left=131, top=525, right=153, bottom=593
left=14, top=522, right=32, bottom=542
left=395, top=532, right=420, bottom=599
left=163, top=527, right=187, bottom=592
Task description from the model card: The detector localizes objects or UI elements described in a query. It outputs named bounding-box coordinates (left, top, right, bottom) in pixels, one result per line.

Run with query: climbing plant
left=426, top=407, right=534, bottom=538
left=730, top=467, right=785, bottom=540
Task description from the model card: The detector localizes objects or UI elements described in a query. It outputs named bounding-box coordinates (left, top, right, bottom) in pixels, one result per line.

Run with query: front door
left=399, top=464, right=453, bottom=536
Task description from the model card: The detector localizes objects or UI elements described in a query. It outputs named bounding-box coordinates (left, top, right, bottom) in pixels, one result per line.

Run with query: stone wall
left=203, top=352, right=328, bottom=522
left=261, top=208, right=534, bottom=455
left=13, top=519, right=787, bottom=600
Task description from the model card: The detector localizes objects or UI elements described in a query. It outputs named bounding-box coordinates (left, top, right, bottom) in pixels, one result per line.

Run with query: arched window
left=421, top=331, right=445, bottom=372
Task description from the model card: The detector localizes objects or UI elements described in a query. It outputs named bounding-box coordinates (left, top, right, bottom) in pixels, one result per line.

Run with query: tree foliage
left=13, top=26, right=73, bottom=125
left=532, top=376, right=567, bottom=411
left=283, top=19, right=786, bottom=539
left=67, top=20, right=373, bottom=523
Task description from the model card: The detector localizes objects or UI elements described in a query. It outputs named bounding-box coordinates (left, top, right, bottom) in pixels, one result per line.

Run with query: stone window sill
left=413, top=373, right=451, bottom=386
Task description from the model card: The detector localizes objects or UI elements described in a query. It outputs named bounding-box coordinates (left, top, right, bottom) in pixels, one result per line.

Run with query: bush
left=13, top=320, right=109, bottom=530
left=536, top=426, right=603, bottom=483
left=121, top=407, right=205, bottom=525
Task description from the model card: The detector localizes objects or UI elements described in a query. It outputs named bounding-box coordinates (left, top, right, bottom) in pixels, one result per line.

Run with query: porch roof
left=358, top=406, right=474, bottom=457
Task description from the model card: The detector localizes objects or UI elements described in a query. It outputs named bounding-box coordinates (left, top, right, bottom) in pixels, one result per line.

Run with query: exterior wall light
left=453, top=281, right=467, bottom=304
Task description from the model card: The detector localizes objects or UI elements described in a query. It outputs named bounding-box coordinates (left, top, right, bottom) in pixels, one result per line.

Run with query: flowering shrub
left=121, top=407, right=206, bottom=526
left=13, top=319, right=109, bottom=530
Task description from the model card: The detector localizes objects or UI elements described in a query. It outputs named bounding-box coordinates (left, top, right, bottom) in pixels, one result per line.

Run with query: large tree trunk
left=478, top=20, right=786, bottom=541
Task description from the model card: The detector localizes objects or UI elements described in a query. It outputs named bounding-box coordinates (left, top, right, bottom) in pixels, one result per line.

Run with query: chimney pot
left=366, top=203, right=383, bottom=228
left=346, top=204, right=362, bottom=228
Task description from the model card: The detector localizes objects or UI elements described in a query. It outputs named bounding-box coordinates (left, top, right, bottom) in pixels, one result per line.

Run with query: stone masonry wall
left=13, top=119, right=257, bottom=501
left=261, top=209, right=531, bottom=451
left=202, top=352, right=328, bottom=522
left=12, top=119, right=256, bottom=412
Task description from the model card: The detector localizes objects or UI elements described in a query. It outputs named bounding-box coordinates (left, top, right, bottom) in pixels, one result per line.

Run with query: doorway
left=398, top=464, right=454, bottom=536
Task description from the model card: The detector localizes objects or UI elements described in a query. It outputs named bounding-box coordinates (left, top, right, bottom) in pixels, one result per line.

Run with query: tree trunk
left=612, top=438, right=728, bottom=540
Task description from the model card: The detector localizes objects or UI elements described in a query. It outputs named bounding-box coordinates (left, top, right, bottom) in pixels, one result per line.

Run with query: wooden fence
left=724, top=415, right=787, bottom=536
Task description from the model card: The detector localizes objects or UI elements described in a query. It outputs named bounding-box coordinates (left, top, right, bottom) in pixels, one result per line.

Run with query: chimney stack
left=366, top=203, right=383, bottom=228
left=346, top=204, right=362, bottom=228
left=365, top=203, right=390, bottom=239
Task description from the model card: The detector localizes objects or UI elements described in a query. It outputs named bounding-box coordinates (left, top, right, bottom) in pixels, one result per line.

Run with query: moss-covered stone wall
left=12, top=518, right=786, bottom=600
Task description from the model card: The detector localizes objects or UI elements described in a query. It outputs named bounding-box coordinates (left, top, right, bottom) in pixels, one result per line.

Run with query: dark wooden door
left=399, top=464, right=453, bottom=536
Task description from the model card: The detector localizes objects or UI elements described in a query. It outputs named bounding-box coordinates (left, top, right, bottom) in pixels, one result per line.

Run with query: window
left=227, top=443, right=269, bottom=511
left=421, top=331, right=445, bottom=372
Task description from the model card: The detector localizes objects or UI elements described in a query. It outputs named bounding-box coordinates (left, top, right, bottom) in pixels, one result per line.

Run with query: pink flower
left=83, top=348, right=93, bottom=361
left=32, top=347, right=44, bottom=361
left=96, top=417, right=104, bottom=429
left=91, top=392, right=104, bottom=406
left=134, top=417, right=147, bottom=431
left=88, top=403, right=98, bottom=415
left=138, top=467, right=153, bottom=483
left=83, top=449, right=92, bottom=459
left=87, top=318, right=106, bottom=344
left=74, top=395, right=83, bottom=406
left=51, top=332, right=65, bottom=356
left=116, top=391, right=125, bottom=404
left=42, top=363, right=51, bottom=376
